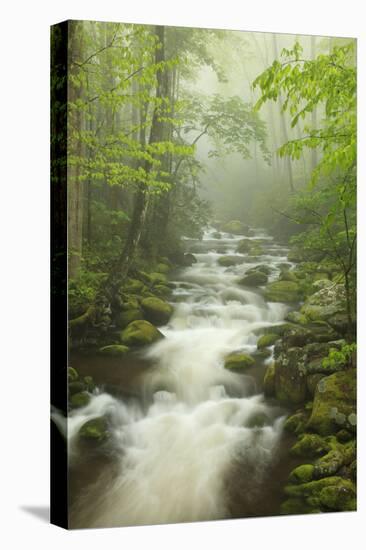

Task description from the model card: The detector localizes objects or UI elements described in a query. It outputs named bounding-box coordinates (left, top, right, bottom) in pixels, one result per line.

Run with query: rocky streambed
left=57, top=224, right=356, bottom=528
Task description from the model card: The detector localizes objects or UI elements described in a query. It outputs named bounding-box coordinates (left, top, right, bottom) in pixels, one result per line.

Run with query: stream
left=66, top=227, right=301, bottom=528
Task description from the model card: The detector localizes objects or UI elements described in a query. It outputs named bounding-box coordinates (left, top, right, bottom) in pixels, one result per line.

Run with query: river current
left=62, top=227, right=299, bottom=528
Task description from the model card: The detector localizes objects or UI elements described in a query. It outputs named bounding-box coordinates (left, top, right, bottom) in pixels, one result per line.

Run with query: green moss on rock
left=306, top=369, right=356, bottom=435
left=265, top=280, right=302, bottom=303
left=141, top=297, right=173, bottom=325
left=78, top=416, right=109, bottom=443
left=284, top=411, right=308, bottom=435
left=99, top=344, right=130, bottom=356
left=289, top=464, right=315, bottom=484
left=263, top=362, right=276, bottom=397
left=224, top=352, right=255, bottom=371
left=70, top=391, right=90, bottom=409
left=257, top=333, right=278, bottom=349
left=319, top=480, right=356, bottom=511
left=120, top=320, right=164, bottom=347
left=291, top=434, right=331, bottom=458
left=116, top=308, right=144, bottom=328
left=239, top=271, right=268, bottom=286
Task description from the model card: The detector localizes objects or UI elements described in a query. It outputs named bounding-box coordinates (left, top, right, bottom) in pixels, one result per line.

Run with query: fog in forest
left=51, top=21, right=356, bottom=528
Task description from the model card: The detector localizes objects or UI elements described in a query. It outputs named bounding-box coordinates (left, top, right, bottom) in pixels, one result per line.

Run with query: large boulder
left=224, top=352, right=255, bottom=371
left=236, top=239, right=252, bottom=253
left=182, top=253, right=197, bottom=267
left=265, top=281, right=302, bottom=303
left=300, top=283, right=346, bottom=322
left=239, top=271, right=268, bottom=286
left=306, top=369, right=356, bottom=435
left=116, top=308, right=144, bottom=329
left=222, top=220, right=248, bottom=235
left=120, top=320, right=164, bottom=347
left=274, top=347, right=308, bottom=404
left=218, top=255, right=244, bottom=267
left=141, top=297, right=173, bottom=325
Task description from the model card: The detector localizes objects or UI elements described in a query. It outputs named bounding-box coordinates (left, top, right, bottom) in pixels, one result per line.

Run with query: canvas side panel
left=50, top=20, right=68, bottom=530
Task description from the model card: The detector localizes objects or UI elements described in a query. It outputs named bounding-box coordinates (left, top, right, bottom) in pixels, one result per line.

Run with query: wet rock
left=116, top=308, right=144, bottom=329
left=307, top=374, right=325, bottom=396
left=246, top=412, right=270, bottom=428
left=289, top=464, right=315, bottom=484
left=141, top=297, right=173, bottom=325
left=236, top=239, right=252, bottom=253
left=285, top=311, right=308, bottom=325
left=68, top=381, right=85, bottom=395
left=149, top=272, right=169, bottom=285
left=300, top=283, right=346, bottom=322
left=78, top=416, right=110, bottom=443
left=306, top=369, right=356, bottom=435
left=257, top=333, right=278, bottom=349
left=291, top=434, right=331, bottom=457
left=239, top=271, right=268, bottom=286
left=284, top=411, right=308, bottom=435
left=265, top=281, right=302, bottom=303
left=279, top=269, right=298, bottom=283
left=120, top=320, right=164, bottom=347
left=182, top=253, right=197, bottom=267
left=218, top=255, right=244, bottom=267
left=224, top=352, right=255, bottom=371
left=98, top=344, right=130, bottom=356
left=274, top=347, right=308, bottom=405
left=313, top=449, right=345, bottom=479
left=69, top=391, right=91, bottom=409
left=319, top=480, right=356, bottom=511
left=284, top=476, right=356, bottom=512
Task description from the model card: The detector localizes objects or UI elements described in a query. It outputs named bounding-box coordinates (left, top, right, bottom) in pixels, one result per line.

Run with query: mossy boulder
left=307, top=374, right=325, bottom=397
left=222, top=220, right=248, bottom=235
left=285, top=311, right=308, bottom=325
left=141, top=297, right=173, bottom=325
left=78, top=416, right=109, bottom=443
left=284, top=411, right=308, bottom=435
left=98, top=344, right=130, bottom=356
left=291, top=434, right=331, bottom=458
left=257, top=333, right=278, bottom=349
left=284, top=476, right=356, bottom=512
left=319, top=480, right=356, bottom=511
left=70, top=391, right=90, bottom=409
left=239, top=271, right=268, bottom=286
left=263, top=362, right=276, bottom=397
left=120, top=320, right=164, bottom=347
left=300, top=284, right=346, bottom=322
left=68, top=381, right=85, bottom=395
left=274, top=347, right=308, bottom=405
left=218, top=255, right=244, bottom=267
left=279, top=269, right=298, bottom=283
left=155, top=262, right=171, bottom=274
left=289, top=464, right=315, bottom=484
left=313, top=449, right=345, bottom=479
left=236, top=239, right=252, bottom=253
left=224, top=352, right=255, bottom=371
left=306, top=369, right=356, bottom=435
left=264, top=281, right=302, bottom=303
left=149, top=272, right=168, bottom=285
left=182, top=253, right=197, bottom=267
left=246, top=412, right=270, bottom=428
left=154, top=284, right=172, bottom=298
left=123, top=278, right=146, bottom=293
left=116, top=308, right=144, bottom=329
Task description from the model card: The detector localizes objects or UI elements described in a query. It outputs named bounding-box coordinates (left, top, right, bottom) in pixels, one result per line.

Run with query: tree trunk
left=272, top=35, right=294, bottom=191
left=67, top=21, right=85, bottom=278
left=310, top=35, right=318, bottom=172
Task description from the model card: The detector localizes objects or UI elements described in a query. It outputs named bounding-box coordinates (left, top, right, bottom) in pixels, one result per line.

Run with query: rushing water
left=62, top=227, right=299, bottom=528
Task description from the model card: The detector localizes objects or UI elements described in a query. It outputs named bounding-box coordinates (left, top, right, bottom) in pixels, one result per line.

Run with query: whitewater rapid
left=65, top=227, right=292, bottom=528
